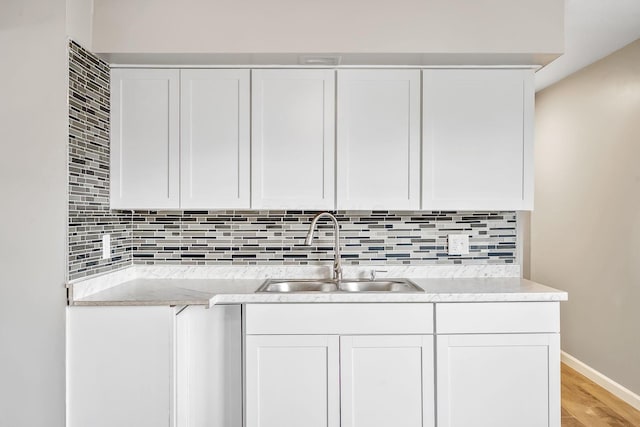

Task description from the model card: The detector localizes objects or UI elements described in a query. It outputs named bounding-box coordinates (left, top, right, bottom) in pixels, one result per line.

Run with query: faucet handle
left=370, top=269, right=388, bottom=281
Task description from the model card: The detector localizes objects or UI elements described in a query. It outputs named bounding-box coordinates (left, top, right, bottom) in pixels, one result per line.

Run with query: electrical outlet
left=448, top=234, right=469, bottom=255
left=102, top=234, right=111, bottom=260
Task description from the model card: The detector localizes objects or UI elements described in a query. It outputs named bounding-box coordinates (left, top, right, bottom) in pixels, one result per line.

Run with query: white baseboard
left=561, top=351, right=640, bottom=411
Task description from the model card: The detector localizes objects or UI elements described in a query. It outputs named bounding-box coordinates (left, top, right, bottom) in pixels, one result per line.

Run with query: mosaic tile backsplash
left=131, top=211, right=517, bottom=266
left=68, top=41, right=131, bottom=280
left=67, top=41, right=517, bottom=280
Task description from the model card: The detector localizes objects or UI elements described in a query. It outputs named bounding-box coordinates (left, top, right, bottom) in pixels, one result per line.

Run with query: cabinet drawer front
left=436, top=302, right=559, bottom=334
left=245, top=303, right=434, bottom=335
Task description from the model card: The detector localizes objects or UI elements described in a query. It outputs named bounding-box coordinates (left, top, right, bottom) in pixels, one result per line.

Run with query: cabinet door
left=67, top=306, right=175, bottom=427
left=437, top=333, right=560, bottom=427
left=245, top=335, right=340, bottom=427
left=340, top=335, right=435, bottom=427
left=337, top=70, right=421, bottom=209
left=180, top=70, right=250, bottom=209
left=251, top=69, right=335, bottom=209
left=176, top=305, right=242, bottom=427
left=111, top=69, right=180, bottom=209
left=422, top=69, right=534, bottom=210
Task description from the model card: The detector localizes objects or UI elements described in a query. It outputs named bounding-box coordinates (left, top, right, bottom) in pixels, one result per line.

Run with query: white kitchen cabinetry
left=67, top=306, right=176, bottom=427
left=337, top=70, right=421, bottom=209
left=180, top=70, right=250, bottom=209
left=245, top=335, right=341, bottom=427
left=244, top=303, right=435, bottom=427
left=176, top=305, right=242, bottom=427
left=435, top=302, right=561, bottom=427
left=68, top=304, right=242, bottom=427
left=251, top=69, right=335, bottom=209
left=422, top=69, right=534, bottom=210
left=111, top=67, right=536, bottom=211
left=111, top=69, right=180, bottom=209
left=340, top=335, right=434, bottom=427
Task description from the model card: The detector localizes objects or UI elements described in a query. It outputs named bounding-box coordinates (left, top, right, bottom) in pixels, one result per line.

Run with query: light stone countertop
left=71, top=276, right=568, bottom=307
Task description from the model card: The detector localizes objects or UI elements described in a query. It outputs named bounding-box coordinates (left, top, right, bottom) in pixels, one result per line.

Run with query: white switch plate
left=102, top=234, right=111, bottom=260
left=448, top=234, right=469, bottom=255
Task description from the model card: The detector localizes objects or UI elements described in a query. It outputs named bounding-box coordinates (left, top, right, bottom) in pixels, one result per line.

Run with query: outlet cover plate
left=448, top=234, right=470, bottom=255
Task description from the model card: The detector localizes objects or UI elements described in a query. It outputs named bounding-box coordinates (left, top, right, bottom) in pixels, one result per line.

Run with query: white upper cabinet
left=110, top=67, right=535, bottom=211
left=422, top=69, right=534, bottom=210
left=251, top=69, right=335, bottom=209
left=111, top=69, right=180, bottom=209
left=180, top=69, right=250, bottom=209
left=337, top=70, right=421, bottom=210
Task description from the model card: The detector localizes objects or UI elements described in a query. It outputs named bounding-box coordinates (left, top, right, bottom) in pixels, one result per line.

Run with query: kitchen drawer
left=245, top=303, right=434, bottom=335
left=436, top=302, right=560, bottom=334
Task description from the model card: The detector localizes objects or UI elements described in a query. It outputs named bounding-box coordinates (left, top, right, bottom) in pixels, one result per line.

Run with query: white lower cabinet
left=67, top=306, right=176, bottom=427
left=340, top=335, right=435, bottom=427
left=176, top=305, right=242, bottom=427
left=69, top=301, right=560, bottom=427
left=245, top=335, right=341, bottom=427
left=435, top=302, right=561, bottom=427
left=67, top=304, right=242, bottom=427
left=245, top=334, right=434, bottom=427
left=244, top=303, right=435, bottom=427
left=436, top=333, right=560, bottom=427
left=244, top=302, right=560, bottom=427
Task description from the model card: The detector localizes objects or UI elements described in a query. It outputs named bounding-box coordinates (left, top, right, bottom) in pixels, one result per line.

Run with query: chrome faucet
left=304, top=212, right=343, bottom=282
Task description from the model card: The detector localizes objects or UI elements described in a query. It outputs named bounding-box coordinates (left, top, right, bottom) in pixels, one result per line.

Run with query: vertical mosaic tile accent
left=68, top=41, right=132, bottom=280
left=131, top=211, right=517, bottom=266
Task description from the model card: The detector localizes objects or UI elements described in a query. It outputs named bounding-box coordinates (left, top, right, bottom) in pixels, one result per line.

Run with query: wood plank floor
left=562, top=363, right=640, bottom=426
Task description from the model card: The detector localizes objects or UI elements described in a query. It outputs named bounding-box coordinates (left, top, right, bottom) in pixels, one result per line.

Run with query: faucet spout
left=304, top=212, right=343, bottom=282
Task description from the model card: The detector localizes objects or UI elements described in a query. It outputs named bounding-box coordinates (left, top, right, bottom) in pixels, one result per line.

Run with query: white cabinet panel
left=67, top=306, right=175, bottom=427
left=245, top=335, right=340, bottom=427
left=337, top=70, right=421, bottom=209
left=422, top=69, right=534, bottom=210
left=111, top=69, right=180, bottom=209
left=437, top=333, right=560, bottom=427
left=245, top=303, right=433, bottom=335
left=436, top=302, right=560, bottom=334
left=176, top=305, right=242, bottom=427
left=340, top=335, right=435, bottom=427
left=251, top=69, right=335, bottom=209
left=180, top=70, right=250, bottom=209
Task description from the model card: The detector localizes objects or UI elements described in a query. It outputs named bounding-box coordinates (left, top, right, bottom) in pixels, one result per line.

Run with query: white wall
left=67, top=0, right=94, bottom=48
left=0, top=1, right=68, bottom=425
left=532, top=38, right=640, bottom=394
left=92, top=0, right=563, bottom=55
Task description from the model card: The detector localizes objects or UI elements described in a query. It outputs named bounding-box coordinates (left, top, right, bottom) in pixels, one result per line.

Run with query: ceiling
left=535, top=0, right=640, bottom=91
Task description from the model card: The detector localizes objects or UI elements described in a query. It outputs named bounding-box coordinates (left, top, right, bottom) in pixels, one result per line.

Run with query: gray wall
left=532, top=38, right=640, bottom=394
left=0, top=1, right=68, bottom=425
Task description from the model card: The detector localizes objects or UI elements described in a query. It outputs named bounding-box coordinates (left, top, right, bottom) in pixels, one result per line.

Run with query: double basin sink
left=256, top=278, right=424, bottom=293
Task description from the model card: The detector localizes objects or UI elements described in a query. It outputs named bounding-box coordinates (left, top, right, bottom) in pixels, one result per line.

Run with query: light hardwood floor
left=562, top=363, right=640, bottom=426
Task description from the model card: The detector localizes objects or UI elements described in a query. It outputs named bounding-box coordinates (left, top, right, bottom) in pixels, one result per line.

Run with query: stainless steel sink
left=338, top=280, right=423, bottom=293
left=256, top=278, right=423, bottom=293
left=258, top=280, right=338, bottom=293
